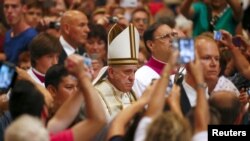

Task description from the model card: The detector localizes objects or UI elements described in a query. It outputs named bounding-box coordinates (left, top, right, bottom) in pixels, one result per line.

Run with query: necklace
left=210, top=5, right=229, bottom=30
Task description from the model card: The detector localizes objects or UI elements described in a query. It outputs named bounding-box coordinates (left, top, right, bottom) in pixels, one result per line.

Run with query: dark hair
left=3, top=0, right=26, bottom=5
left=29, top=32, right=61, bottom=67
left=45, top=64, right=69, bottom=88
left=18, top=51, right=30, bottom=64
left=143, top=22, right=167, bottom=53
left=20, top=0, right=26, bottom=5
left=9, top=80, right=45, bottom=120
left=26, top=0, right=43, bottom=10
left=242, top=6, right=250, bottom=32
left=88, top=23, right=107, bottom=46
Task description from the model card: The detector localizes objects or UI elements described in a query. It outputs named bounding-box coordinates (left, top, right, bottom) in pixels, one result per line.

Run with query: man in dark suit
left=58, top=10, right=90, bottom=64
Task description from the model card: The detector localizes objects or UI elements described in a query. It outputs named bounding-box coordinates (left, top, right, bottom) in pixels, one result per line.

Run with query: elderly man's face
left=151, top=24, right=177, bottom=62
left=65, top=12, right=90, bottom=46
left=108, top=65, right=138, bottom=92
left=196, top=38, right=220, bottom=81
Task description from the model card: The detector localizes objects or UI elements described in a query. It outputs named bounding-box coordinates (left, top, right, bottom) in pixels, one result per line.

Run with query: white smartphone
left=120, top=0, right=138, bottom=8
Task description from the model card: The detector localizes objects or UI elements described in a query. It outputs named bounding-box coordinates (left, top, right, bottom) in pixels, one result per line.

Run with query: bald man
left=209, top=90, right=241, bottom=124
left=58, top=10, right=90, bottom=64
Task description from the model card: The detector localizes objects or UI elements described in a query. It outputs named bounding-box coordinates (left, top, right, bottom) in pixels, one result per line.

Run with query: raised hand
left=65, top=54, right=92, bottom=80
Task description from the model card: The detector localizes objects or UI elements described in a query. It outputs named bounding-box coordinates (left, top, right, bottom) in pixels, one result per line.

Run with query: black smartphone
left=108, top=16, right=118, bottom=24
left=172, top=38, right=195, bottom=64
left=0, top=62, right=17, bottom=94
left=246, top=88, right=250, bottom=96
left=49, top=21, right=60, bottom=29
left=232, top=37, right=242, bottom=47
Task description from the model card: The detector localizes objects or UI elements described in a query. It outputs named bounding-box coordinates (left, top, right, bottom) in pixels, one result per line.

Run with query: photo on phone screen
left=172, top=38, right=195, bottom=64
left=0, top=62, right=17, bottom=93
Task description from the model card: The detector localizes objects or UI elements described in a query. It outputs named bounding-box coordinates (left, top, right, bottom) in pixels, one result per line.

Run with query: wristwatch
left=195, top=83, right=207, bottom=90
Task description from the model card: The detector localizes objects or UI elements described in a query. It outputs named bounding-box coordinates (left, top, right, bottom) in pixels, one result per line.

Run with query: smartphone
left=232, top=37, right=241, bottom=47
left=49, top=21, right=60, bottom=29
left=0, top=62, right=17, bottom=93
left=83, top=54, right=92, bottom=67
left=120, top=0, right=138, bottom=8
left=172, top=38, right=195, bottom=64
left=108, top=16, right=118, bottom=24
left=246, top=88, right=250, bottom=96
left=214, top=31, right=222, bottom=41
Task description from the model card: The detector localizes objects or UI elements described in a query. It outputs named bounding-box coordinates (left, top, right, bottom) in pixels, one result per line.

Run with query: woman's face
left=85, top=37, right=107, bottom=60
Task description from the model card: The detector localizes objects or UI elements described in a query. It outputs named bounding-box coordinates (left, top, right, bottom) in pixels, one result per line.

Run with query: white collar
left=59, top=36, right=76, bottom=56
left=32, top=67, right=45, bottom=76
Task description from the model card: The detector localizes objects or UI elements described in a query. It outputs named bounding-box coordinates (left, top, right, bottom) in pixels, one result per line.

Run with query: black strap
left=180, top=84, right=192, bottom=116
left=206, top=5, right=214, bottom=32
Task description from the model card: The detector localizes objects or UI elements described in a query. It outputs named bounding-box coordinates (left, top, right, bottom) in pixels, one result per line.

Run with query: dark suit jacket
left=58, top=44, right=85, bottom=64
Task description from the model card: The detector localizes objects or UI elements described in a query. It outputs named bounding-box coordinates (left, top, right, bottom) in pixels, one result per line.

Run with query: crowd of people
left=1, top=0, right=250, bottom=141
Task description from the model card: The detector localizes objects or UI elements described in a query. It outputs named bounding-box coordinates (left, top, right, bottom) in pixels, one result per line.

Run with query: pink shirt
left=50, top=129, right=73, bottom=141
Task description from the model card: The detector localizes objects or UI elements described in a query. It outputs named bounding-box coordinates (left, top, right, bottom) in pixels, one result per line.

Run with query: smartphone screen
left=0, top=62, right=17, bottom=93
left=246, top=88, right=250, bottom=96
left=173, top=38, right=195, bottom=64
left=120, top=0, right=138, bottom=8
left=214, top=31, right=222, bottom=41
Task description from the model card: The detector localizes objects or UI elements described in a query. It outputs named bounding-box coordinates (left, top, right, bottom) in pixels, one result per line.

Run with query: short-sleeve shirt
left=4, top=28, right=37, bottom=64
left=192, top=2, right=238, bottom=37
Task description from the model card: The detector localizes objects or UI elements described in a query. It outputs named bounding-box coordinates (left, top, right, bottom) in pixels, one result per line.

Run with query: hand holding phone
left=232, top=37, right=242, bottom=47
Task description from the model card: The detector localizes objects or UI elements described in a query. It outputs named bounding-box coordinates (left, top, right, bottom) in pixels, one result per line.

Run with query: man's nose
left=210, top=58, right=218, bottom=66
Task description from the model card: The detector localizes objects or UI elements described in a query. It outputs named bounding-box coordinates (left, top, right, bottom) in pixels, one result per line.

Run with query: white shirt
left=133, top=65, right=160, bottom=98
left=182, top=80, right=209, bottom=107
left=59, top=36, right=76, bottom=56
left=192, top=131, right=208, bottom=141
left=213, top=75, right=240, bottom=96
left=133, top=65, right=185, bottom=98
left=134, top=116, right=153, bottom=141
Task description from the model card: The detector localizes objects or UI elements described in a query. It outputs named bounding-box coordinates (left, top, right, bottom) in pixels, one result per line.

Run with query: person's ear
left=107, top=67, right=115, bottom=79
left=63, top=24, right=70, bottom=35
left=46, top=85, right=57, bottom=99
left=146, top=40, right=154, bottom=52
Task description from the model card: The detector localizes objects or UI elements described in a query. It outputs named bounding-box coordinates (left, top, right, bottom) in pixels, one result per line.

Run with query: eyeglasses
left=154, top=32, right=178, bottom=40
left=133, top=18, right=149, bottom=24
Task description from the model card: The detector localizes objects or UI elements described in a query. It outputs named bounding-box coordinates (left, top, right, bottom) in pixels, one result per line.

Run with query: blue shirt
left=4, top=28, right=37, bottom=64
